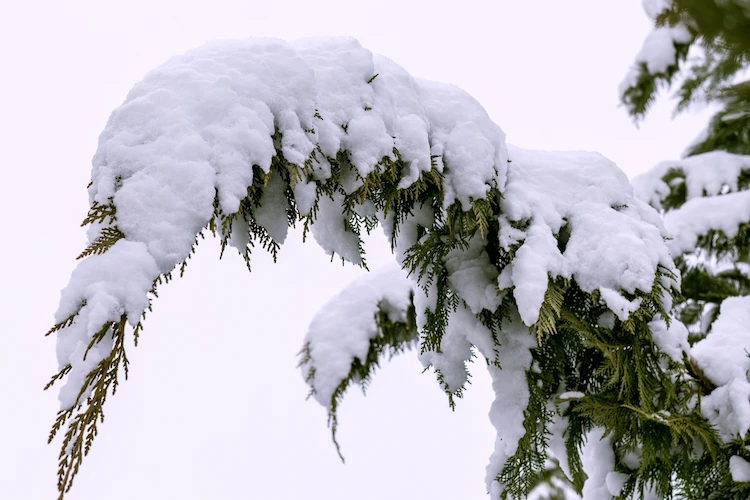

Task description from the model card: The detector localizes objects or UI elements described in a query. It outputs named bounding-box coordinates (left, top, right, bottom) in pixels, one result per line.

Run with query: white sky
left=0, top=1, right=708, bottom=499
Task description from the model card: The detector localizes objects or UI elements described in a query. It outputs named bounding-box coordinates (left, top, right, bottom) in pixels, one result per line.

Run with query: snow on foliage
left=622, top=2, right=750, bottom=497
left=485, top=314, right=538, bottom=498
left=665, top=190, right=750, bottom=256
left=300, top=263, right=414, bottom=407
left=691, top=296, right=750, bottom=441
left=57, top=36, right=505, bottom=409
left=619, top=22, right=691, bottom=97
left=631, top=152, right=750, bottom=259
left=500, top=146, right=675, bottom=325
left=641, top=0, right=673, bottom=20
left=49, top=36, right=689, bottom=500
left=620, top=1, right=693, bottom=119
left=632, top=151, right=750, bottom=209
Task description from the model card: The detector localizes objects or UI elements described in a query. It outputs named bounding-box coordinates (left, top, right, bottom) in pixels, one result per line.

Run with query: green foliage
left=300, top=296, right=418, bottom=461
left=47, top=123, right=452, bottom=499
left=622, top=0, right=750, bottom=144
left=54, top=121, right=694, bottom=500
left=46, top=317, right=130, bottom=500
left=619, top=4, right=750, bottom=498
left=664, top=1, right=750, bottom=56
left=76, top=227, right=124, bottom=260
left=623, top=47, right=691, bottom=120
left=50, top=11, right=750, bottom=492
left=493, top=270, right=727, bottom=499
left=80, top=199, right=117, bottom=227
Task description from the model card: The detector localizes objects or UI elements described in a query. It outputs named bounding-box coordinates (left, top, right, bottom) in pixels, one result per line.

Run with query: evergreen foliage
left=617, top=1, right=750, bottom=498
left=623, top=0, right=750, bottom=157
left=44, top=28, right=750, bottom=500
left=623, top=0, right=750, bottom=340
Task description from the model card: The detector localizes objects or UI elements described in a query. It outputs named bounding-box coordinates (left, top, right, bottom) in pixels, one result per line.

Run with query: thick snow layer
left=486, top=314, right=537, bottom=497
left=54, top=241, right=159, bottom=408
left=691, top=296, right=750, bottom=441
left=56, top=36, right=512, bottom=409
left=730, top=456, right=750, bottom=482
left=300, top=264, right=414, bottom=406
left=620, top=23, right=691, bottom=97
left=633, top=151, right=750, bottom=210
left=501, top=146, right=675, bottom=325
left=663, top=190, right=750, bottom=256
left=418, top=79, right=508, bottom=209
left=54, top=35, right=686, bottom=499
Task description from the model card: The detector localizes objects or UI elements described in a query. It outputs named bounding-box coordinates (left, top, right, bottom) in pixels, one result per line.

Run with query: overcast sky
left=0, top=1, right=708, bottom=499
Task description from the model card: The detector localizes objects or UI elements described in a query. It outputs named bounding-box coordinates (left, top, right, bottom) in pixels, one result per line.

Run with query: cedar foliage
left=616, top=1, right=750, bottom=498
left=45, top=10, right=750, bottom=498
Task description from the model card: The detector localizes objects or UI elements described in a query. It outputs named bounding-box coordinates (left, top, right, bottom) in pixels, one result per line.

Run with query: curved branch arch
left=48, top=37, right=699, bottom=499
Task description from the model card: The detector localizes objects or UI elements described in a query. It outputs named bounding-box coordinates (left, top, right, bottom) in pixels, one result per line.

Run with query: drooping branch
left=49, top=37, right=698, bottom=500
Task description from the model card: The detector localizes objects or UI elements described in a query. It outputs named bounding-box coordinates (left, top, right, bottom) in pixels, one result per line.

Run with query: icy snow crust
left=54, top=37, right=679, bottom=499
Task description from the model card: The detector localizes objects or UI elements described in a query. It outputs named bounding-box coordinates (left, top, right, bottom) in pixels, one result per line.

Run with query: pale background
left=0, top=1, right=707, bottom=499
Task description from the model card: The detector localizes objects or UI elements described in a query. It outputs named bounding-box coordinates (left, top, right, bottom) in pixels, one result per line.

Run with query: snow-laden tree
left=47, top=36, right=726, bottom=500
left=616, top=0, right=750, bottom=498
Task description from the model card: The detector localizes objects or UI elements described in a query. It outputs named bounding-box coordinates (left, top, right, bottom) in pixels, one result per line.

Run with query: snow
left=648, top=315, right=690, bottom=363
left=620, top=22, right=691, bottom=97
left=310, top=192, right=363, bottom=265
left=52, top=35, right=690, bottom=498
left=381, top=202, right=434, bottom=265
left=443, top=234, right=502, bottom=315
left=558, top=391, right=585, bottom=400
left=581, top=427, right=615, bottom=500
left=633, top=151, right=750, bottom=210
left=300, top=263, right=414, bottom=406
left=642, top=0, right=672, bottom=19
left=547, top=405, right=573, bottom=480
left=599, top=287, right=642, bottom=321
left=253, top=170, right=290, bottom=244
left=730, top=456, right=750, bottom=482
left=485, top=313, right=537, bottom=497
left=55, top=240, right=159, bottom=408
left=500, top=146, right=675, bottom=325
left=605, top=471, right=629, bottom=496
left=419, top=305, right=483, bottom=393
left=691, top=296, right=750, bottom=441
left=417, top=79, right=508, bottom=210
left=664, top=190, right=750, bottom=256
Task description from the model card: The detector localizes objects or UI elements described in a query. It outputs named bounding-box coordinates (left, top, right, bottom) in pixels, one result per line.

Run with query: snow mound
left=500, top=146, right=675, bottom=325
